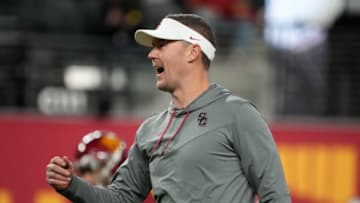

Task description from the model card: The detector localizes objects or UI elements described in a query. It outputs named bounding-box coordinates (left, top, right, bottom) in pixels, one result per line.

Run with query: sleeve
left=232, top=103, right=291, bottom=203
left=59, top=137, right=151, bottom=203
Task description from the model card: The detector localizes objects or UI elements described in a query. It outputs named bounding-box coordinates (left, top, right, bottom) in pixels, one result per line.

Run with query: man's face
left=147, top=38, right=190, bottom=92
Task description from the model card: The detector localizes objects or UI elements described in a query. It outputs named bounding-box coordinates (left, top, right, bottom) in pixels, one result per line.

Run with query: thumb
left=62, top=156, right=74, bottom=172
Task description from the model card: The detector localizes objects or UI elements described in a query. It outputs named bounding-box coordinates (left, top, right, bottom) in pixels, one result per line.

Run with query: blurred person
left=264, top=0, right=344, bottom=116
left=100, top=0, right=143, bottom=38
left=326, top=0, right=360, bottom=117
left=81, top=0, right=144, bottom=117
left=73, top=130, right=127, bottom=187
left=46, top=13, right=290, bottom=202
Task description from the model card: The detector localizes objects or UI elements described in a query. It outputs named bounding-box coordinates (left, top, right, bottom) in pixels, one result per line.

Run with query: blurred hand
left=46, top=156, right=74, bottom=190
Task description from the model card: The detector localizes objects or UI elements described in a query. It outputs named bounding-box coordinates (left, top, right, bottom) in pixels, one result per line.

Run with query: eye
left=152, top=39, right=174, bottom=49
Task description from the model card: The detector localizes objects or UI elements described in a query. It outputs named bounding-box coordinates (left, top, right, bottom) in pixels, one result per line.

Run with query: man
left=46, top=13, right=290, bottom=202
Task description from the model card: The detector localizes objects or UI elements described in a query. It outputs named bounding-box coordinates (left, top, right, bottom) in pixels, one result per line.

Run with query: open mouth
left=156, top=66, right=165, bottom=74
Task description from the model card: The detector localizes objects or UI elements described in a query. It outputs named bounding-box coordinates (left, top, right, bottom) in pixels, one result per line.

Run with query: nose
left=147, top=47, right=158, bottom=60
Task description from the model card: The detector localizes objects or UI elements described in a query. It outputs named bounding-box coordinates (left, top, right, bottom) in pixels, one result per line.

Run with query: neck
left=171, top=71, right=209, bottom=108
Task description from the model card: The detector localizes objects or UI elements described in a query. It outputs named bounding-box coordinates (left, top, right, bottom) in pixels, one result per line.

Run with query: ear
left=187, top=44, right=202, bottom=63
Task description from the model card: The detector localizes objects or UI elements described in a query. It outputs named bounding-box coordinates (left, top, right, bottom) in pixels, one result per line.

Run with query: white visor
left=134, top=18, right=216, bottom=61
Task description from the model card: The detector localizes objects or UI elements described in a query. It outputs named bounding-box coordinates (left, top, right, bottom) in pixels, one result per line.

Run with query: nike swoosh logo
left=189, top=36, right=199, bottom=41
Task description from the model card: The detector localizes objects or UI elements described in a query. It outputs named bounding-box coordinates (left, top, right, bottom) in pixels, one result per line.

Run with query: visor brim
left=134, top=29, right=184, bottom=47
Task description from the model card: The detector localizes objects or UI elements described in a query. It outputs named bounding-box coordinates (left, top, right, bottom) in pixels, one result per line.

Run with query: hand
left=46, top=156, right=74, bottom=190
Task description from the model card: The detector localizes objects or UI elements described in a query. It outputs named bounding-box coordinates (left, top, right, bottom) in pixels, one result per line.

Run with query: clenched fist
left=46, top=156, right=74, bottom=190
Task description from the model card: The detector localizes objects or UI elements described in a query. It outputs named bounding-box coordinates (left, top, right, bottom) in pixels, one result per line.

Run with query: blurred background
left=0, top=0, right=359, bottom=203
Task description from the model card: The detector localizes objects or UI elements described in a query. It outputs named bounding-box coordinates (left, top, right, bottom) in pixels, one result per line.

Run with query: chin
left=157, top=85, right=169, bottom=92
left=156, top=82, right=173, bottom=93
